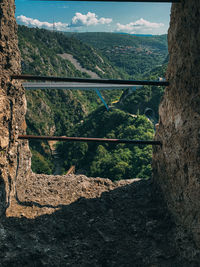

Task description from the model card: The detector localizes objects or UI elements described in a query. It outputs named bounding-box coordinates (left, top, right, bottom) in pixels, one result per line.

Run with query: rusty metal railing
left=18, top=135, right=162, bottom=146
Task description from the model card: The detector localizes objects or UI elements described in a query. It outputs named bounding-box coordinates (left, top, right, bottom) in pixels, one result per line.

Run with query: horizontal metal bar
left=18, top=135, right=162, bottom=146
left=39, top=0, right=180, bottom=2
left=11, top=75, right=169, bottom=87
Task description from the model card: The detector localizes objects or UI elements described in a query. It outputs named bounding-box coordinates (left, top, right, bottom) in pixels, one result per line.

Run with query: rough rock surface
left=153, top=0, right=200, bottom=248
left=1, top=174, right=200, bottom=266
left=0, top=0, right=31, bottom=217
left=7, top=173, right=138, bottom=218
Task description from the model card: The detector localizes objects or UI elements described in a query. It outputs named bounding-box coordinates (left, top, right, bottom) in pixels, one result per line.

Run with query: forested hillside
left=66, top=32, right=168, bottom=79
left=18, top=25, right=167, bottom=178
left=18, top=26, right=125, bottom=135
left=117, top=64, right=167, bottom=120
left=56, top=64, right=167, bottom=180
left=57, top=108, right=154, bottom=180
left=18, top=26, right=126, bottom=79
left=18, top=26, right=124, bottom=174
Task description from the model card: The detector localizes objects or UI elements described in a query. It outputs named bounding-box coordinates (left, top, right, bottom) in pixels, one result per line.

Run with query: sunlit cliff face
left=0, top=0, right=31, bottom=217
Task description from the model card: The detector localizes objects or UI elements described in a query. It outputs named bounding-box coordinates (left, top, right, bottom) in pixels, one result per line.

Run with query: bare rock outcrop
left=0, top=177, right=191, bottom=266
left=153, top=0, right=200, bottom=247
left=7, top=173, right=138, bottom=218
left=0, top=0, right=31, bottom=217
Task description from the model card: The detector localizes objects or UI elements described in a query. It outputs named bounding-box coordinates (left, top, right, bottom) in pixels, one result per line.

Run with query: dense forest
left=57, top=108, right=154, bottom=180
left=18, top=25, right=127, bottom=79
left=65, top=32, right=168, bottom=79
left=56, top=64, right=166, bottom=180
left=18, top=25, right=167, bottom=179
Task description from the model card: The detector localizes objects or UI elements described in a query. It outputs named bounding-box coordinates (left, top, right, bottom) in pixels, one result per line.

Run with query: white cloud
left=116, top=18, right=164, bottom=34
left=17, top=15, right=69, bottom=31
left=71, top=12, right=112, bottom=27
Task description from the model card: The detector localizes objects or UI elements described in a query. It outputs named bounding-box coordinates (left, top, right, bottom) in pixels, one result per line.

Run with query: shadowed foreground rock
left=153, top=0, right=200, bottom=248
left=1, top=175, right=200, bottom=266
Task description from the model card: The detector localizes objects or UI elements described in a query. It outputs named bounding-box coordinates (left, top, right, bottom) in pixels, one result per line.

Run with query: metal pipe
left=11, top=75, right=169, bottom=87
left=18, top=135, right=162, bottom=146
left=40, top=0, right=180, bottom=2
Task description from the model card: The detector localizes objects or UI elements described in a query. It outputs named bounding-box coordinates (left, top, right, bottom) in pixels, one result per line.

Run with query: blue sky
left=15, top=1, right=171, bottom=35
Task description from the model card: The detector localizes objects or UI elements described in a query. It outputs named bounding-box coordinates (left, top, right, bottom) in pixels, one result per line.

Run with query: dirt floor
left=0, top=174, right=200, bottom=266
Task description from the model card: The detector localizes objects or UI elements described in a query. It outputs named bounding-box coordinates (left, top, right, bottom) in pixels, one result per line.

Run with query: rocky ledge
left=1, top=175, right=199, bottom=266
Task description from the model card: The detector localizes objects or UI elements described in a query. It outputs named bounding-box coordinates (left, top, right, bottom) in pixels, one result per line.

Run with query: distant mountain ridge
left=115, top=32, right=153, bottom=37
left=64, top=32, right=168, bottom=79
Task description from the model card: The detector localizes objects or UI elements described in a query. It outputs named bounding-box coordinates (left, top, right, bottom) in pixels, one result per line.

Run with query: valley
left=65, top=32, right=168, bottom=78
left=18, top=25, right=167, bottom=179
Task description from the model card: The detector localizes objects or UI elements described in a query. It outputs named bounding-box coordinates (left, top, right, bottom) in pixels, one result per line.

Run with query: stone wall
left=153, top=0, right=200, bottom=247
left=0, top=0, right=31, bottom=217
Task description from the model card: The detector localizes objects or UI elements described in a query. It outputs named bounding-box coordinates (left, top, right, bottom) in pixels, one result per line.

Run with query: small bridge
left=23, top=82, right=141, bottom=91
